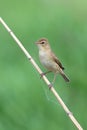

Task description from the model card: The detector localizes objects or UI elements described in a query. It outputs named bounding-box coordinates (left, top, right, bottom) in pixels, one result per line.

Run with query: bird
left=35, top=38, right=69, bottom=83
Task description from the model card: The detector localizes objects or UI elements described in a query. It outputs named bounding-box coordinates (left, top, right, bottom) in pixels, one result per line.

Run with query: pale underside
left=39, top=49, right=62, bottom=73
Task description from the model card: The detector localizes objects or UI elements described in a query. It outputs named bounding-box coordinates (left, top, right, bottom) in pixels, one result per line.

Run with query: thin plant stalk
left=0, top=17, right=83, bottom=130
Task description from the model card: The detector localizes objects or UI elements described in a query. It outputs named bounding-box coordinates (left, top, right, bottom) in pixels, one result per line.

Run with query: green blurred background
left=0, top=0, right=87, bottom=130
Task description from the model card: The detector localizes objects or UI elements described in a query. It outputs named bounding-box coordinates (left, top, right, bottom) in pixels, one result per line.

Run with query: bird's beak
left=35, top=41, right=38, bottom=44
left=35, top=41, right=40, bottom=44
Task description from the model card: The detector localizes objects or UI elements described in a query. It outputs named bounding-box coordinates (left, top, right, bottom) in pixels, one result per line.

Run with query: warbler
left=35, top=38, right=69, bottom=83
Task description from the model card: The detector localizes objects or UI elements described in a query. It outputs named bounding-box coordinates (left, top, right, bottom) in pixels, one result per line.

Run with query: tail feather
left=60, top=72, right=69, bottom=82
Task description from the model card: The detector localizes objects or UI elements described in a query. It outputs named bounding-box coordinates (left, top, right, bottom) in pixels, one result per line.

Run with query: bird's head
left=35, top=38, right=50, bottom=51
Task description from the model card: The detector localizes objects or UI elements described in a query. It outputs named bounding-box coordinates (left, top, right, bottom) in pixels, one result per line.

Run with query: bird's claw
left=40, top=72, right=45, bottom=78
left=48, top=83, right=53, bottom=89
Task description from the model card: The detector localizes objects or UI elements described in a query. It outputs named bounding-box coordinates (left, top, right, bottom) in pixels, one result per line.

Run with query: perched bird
left=35, top=38, right=69, bottom=83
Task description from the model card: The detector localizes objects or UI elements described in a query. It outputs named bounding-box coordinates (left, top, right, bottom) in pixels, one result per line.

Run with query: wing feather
left=51, top=52, right=64, bottom=70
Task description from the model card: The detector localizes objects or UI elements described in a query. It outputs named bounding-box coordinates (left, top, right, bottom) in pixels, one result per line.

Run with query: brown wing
left=52, top=52, right=64, bottom=70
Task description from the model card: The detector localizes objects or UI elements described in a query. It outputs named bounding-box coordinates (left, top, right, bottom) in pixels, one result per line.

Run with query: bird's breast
left=39, top=50, right=49, bottom=64
left=39, top=50, right=58, bottom=72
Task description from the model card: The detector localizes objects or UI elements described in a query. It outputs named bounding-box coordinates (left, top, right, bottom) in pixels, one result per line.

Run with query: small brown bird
left=35, top=38, right=69, bottom=83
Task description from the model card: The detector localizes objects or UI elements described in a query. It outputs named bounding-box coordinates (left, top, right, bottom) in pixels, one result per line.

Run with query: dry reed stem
left=0, top=17, right=83, bottom=130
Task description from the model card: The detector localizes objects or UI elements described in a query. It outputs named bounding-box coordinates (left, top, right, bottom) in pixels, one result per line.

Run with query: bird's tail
left=60, top=71, right=69, bottom=82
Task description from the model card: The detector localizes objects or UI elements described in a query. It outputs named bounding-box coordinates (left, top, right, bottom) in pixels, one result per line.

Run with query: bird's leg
left=52, top=73, right=57, bottom=84
left=40, top=71, right=52, bottom=78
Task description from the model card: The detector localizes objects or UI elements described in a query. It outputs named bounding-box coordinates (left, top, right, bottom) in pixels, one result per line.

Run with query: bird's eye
left=41, top=41, right=45, bottom=44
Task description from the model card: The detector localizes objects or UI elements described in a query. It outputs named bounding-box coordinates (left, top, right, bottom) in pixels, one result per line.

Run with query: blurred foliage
left=0, top=0, right=87, bottom=130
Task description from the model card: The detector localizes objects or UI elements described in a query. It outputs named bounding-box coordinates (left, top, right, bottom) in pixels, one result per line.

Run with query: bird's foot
left=48, top=83, right=53, bottom=89
left=40, top=72, right=46, bottom=78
